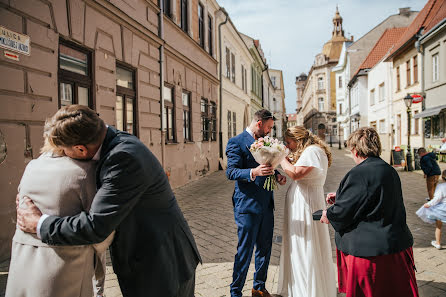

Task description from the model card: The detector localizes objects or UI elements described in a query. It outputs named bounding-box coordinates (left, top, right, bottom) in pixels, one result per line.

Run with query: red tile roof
left=287, top=114, right=297, bottom=121
left=356, top=27, right=407, bottom=74
left=387, top=0, right=446, bottom=59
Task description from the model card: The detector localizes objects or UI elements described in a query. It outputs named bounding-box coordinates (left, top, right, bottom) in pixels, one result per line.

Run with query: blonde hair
left=346, top=127, right=382, bottom=158
left=44, top=105, right=105, bottom=148
left=285, top=126, right=332, bottom=167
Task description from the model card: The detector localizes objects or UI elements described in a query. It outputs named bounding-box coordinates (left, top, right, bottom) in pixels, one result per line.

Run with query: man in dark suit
left=418, top=147, right=442, bottom=201
left=226, top=109, right=286, bottom=297
left=17, top=105, right=201, bottom=297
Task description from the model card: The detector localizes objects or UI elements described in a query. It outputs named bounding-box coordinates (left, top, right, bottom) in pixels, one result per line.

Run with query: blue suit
left=226, top=130, right=275, bottom=297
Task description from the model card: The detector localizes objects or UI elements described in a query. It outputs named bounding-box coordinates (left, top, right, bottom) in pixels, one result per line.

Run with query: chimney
left=351, top=35, right=354, bottom=41
left=399, top=7, right=411, bottom=17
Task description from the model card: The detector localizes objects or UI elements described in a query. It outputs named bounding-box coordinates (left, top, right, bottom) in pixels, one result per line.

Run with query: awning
left=414, top=104, right=446, bottom=118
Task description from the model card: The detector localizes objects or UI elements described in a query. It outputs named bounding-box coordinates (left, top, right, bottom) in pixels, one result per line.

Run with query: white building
left=269, top=69, right=286, bottom=138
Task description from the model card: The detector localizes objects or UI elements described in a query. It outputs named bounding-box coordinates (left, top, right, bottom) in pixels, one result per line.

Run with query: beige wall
left=0, top=0, right=218, bottom=260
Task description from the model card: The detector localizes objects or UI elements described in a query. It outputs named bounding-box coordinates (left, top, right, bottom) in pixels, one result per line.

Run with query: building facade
left=0, top=0, right=219, bottom=260
left=269, top=68, right=286, bottom=138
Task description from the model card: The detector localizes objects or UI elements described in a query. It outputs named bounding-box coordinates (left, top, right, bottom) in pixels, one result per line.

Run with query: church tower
left=322, top=6, right=349, bottom=62
left=332, top=5, right=344, bottom=38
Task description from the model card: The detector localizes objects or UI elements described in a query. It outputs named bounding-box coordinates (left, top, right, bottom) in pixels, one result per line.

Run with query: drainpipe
left=159, top=1, right=166, bottom=169
left=262, top=65, right=268, bottom=108
left=415, top=29, right=425, bottom=146
left=217, top=8, right=228, bottom=168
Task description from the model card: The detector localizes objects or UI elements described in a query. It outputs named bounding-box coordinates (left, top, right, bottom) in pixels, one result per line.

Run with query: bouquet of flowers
left=249, top=136, right=289, bottom=191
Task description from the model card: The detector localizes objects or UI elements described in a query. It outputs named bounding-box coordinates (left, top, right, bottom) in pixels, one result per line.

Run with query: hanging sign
left=411, top=94, right=423, bottom=103
left=0, top=26, right=30, bottom=56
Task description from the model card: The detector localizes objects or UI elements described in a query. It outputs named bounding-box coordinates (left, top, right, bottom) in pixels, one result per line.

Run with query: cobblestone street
left=1, top=148, right=446, bottom=297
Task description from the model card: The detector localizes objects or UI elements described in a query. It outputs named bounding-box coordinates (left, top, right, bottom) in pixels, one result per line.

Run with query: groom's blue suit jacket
left=226, top=130, right=274, bottom=214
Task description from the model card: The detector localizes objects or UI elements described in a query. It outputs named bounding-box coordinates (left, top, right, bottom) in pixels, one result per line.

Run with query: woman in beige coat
left=6, top=134, right=111, bottom=297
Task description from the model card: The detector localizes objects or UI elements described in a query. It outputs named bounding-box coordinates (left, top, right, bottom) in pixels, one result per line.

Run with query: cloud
left=218, top=0, right=425, bottom=113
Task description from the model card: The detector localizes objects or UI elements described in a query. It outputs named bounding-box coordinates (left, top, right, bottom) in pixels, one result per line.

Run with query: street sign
left=411, top=94, right=423, bottom=103
left=4, top=51, right=19, bottom=61
left=0, top=25, right=30, bottom=56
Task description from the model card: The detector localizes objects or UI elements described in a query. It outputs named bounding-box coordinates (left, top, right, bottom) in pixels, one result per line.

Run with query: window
left=227, top=110, right=232, bottom=139
left=58, top=41, right=92, bottom=108
left=231, top=53, right=235, bottom=83
left=116, top=64, right=136, bottom=135
left=271, top=76, right=276, bottom=87
left=433, top=53, right=439, bottom=82
left=225, top=47, right=230, bottom=78
left=163, top=84, right=176, bottom=143
left=182, top=91, right=191, bottom=141
left=431, top=112, right=445, bottom=138
left=198, top=3, right=204, bottom=48
left=210, top=102, right=217, bottom=141
left=406, top=60, right=411, bottom=86
left=338, top=76, right=342, bottom=88
left=244, top=68, right=247, bottom=94
left=318, top=77, right=324, bottom=90
left=413, top=110, right=419, bottom=135
left=181, top=0, right=188, bottom=32
left=241, top=65, right=245, bottom=91
left=396, top=66, right=400, bottom=91
left=163, top=0, right=171, bottom=17
left=370, top=89, right=375, bottom=106
left=318, top=97, right=324, bottom=111
left=379, top=119, right=385, bottom=134
left=413, top=56, right=418, bottom=83
left=208, top=15, right=213, bottom=56
left=370, top=121, right=377, bottom=130
left=232, top=112, right=236, bottom=137
left=379, top=83, right=385, bottom=102
left=339, top=103, right=343, bottom=115
left=201, top=98, right=209, bottom=140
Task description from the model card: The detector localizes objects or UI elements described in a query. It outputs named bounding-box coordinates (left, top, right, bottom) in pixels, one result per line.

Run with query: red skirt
left=337, top=247, right=419, bottom=297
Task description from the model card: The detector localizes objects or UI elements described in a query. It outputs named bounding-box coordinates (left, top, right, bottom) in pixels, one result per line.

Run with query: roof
left=355, top=27, right=407, bottom=75
left=287, top=114, right=297, bottom=121
left=387, top=0, right=446, bottom=59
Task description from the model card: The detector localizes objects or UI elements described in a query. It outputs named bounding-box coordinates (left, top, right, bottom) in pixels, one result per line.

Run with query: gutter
left=419, top=18, right=446, bottom=44
left=217, top=7, right=228, bottom=168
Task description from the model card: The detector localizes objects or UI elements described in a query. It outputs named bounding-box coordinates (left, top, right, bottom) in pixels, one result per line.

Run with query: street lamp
left=404, top=94, right=414, bottom=171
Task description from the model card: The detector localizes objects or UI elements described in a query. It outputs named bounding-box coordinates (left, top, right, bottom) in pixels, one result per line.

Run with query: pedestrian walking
left=416, top=169, right=446, bottom=250
left=317, top=123, right=326, bottom=142
left=418, top=147, right=441, bottom=201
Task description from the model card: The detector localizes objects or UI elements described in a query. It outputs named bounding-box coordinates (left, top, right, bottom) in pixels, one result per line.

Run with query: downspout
left=262, top=65, right=268, bottom=108
left=217, top=8, right=228, bottom=169
left=415, top=29, right=425, bottom=147
left=159, top=1, right=166, bottom=169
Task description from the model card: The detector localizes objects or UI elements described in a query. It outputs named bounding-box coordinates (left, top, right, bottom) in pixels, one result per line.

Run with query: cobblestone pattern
left=0, top=149, right=445, bottom=297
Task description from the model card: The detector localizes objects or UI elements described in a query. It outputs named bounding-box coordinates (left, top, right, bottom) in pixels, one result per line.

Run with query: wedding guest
left=441, top=138, right=446, bottom=152
left=418, top=147, right=441, bottom=201
left=320, top=127, right=419, bottom=297
left=6, top=130, right=112, bottom=297
left=416, top=169, right=446, bottom=250
left=16, top=105, right=201, bottom=297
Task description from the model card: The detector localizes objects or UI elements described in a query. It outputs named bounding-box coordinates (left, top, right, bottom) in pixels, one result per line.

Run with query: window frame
left=318, top=76, right=324, bottom=90
left=378, top=83, right=385, bottom=102
left=182, top=90, right=192, bottom=142
left=396, top=66, right=401, bottom=91
left=406, top=60, right=411, bottom=87
left=318, top=97, right=324, bottom=111
left=231, top=52, right=236, bottom=83
left=198, top=3, right=205, bottom=49
left=370, top=89, right=375, bottom=106
left=163, top=0, right=171, bottom=17
left=201, top=98, right=209, bottom=141
left=226, top=47, right=231, bottom=78
left=413, top=56, right=418, bottom=83
left=116, top=62, right=137, bottom=136
left=208, top=14, right=213, bottom=56
left=227, top=110, right=232, bottom=140
left=232, top=111, right=236, bottom=137
left=433, top=53, right=439, bottom=82
left=180, top=0, right=188, bottom=32
left=58, top=39, right=93, bottom=109
left=164, top=84, right=176, bottom=143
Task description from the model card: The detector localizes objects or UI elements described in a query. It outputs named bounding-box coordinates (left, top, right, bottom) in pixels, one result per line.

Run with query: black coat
left=40, top=127, right=201, bottom=297
left=420, top=152, right=441, bottom=177
left=326, top=156, right=413, bottom=257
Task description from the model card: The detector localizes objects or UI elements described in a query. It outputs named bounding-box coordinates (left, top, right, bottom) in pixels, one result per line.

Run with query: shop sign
left=0, top=25, right=30, bottom=56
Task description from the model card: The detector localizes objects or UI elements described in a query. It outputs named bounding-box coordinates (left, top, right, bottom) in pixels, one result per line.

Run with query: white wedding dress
left=277, top=145, right=336, bottom=297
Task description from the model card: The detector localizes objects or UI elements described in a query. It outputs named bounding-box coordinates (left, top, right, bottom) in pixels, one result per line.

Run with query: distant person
left=317, top=123, right=326, bottom=142
left=416, top=170, right=446, bottom=250
left=440, top=138, right=446, bottom=152
left=321, top=127, right=419, bottom=297
left=418, top=147, right=441, bottom=201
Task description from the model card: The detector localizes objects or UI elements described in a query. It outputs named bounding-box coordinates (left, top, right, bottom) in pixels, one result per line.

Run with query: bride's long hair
left=285, top=126, right=332, bottom=167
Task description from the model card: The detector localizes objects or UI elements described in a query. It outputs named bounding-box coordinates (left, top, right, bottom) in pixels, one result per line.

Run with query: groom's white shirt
left=246, top=127, right=256, bottom=181
left=36, top=145, right=102, bottom=239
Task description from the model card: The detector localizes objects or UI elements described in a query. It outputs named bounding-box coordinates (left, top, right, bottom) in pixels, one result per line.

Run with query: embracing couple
left=226, top=109, right=336, bottom=297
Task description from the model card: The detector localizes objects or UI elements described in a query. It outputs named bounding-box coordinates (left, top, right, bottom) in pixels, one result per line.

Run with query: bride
left=277, top=126, right=336, bottom=297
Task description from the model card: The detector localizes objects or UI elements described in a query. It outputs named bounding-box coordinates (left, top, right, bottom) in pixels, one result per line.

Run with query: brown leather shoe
left=252, top=288, right=272, bottom=297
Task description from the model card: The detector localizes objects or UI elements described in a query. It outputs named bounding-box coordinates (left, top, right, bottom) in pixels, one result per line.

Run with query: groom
left=226, top=109, right=286, bottom=297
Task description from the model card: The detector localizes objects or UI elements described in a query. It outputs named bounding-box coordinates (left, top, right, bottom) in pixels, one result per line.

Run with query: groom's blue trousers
left=230, top=209, right=274, bottom=297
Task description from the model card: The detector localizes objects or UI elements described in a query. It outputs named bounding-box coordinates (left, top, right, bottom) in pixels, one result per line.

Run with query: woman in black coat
left=320, top=127, right=419, bottom=297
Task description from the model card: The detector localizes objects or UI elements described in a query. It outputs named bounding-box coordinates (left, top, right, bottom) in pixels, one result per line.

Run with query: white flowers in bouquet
left=249, top=136, right=289, bottom=191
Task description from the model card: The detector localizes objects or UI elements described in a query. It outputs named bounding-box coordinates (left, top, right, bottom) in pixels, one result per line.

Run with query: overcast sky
left=217, top=0, right=425, bottom=114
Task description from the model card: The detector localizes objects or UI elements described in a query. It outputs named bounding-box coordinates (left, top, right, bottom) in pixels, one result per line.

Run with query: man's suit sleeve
left=226, top=138, right=252, bottom=182
left=40, top=151, right=147, bottom=245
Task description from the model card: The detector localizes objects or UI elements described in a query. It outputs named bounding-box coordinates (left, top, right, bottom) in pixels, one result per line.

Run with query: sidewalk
left=0, top=148, right=445, bottom=297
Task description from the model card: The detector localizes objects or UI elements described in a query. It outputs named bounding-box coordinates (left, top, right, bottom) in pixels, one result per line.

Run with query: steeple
left=332, top=5, right=344, bottom=38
